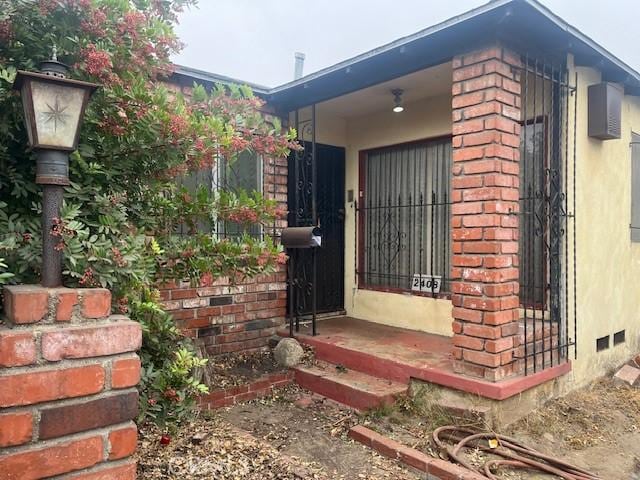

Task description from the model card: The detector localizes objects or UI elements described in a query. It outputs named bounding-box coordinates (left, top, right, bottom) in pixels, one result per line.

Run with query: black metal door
left=287, top=142, right=345, bottom=315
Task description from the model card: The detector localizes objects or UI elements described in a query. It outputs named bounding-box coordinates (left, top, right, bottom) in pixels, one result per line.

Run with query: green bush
left=0, top=0, right=297, bottom=431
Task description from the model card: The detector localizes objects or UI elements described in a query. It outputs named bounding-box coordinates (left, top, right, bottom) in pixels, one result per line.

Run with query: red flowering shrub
left=0, top=0, right=300, bottom=431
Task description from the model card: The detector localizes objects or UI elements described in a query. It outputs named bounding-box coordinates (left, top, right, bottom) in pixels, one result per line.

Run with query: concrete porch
left=280, top=316, right=570, bottom=408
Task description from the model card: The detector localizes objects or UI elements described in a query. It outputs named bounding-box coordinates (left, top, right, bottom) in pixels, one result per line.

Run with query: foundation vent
left=596, top=335, right=610, bottom=352
left=613, top=330, right=626, bottom=345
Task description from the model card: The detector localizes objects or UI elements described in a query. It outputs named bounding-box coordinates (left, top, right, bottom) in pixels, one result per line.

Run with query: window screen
left=631, top=132, right=640, bottom=242
left=360, top=138, right=451, bottom=292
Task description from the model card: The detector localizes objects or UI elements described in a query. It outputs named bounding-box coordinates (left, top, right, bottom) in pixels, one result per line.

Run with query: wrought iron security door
left=287, top=108, right=345, bottom=325
left=518, top=54, right=578, bottom=374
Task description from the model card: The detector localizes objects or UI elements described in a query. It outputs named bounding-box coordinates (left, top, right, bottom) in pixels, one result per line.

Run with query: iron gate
left=517, top=54, right=577, bottom=374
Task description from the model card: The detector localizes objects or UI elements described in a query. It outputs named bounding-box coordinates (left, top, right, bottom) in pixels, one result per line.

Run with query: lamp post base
left=41, top=184, right=63, bottom=287
left=36, top=149, right=69, bottom=288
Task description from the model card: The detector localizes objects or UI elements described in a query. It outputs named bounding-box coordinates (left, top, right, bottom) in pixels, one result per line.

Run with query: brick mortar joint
left=0, top=417, right=137, bottom=458
left=0, top=352, right=140, bottom=378
left=53, top=457, right=137, bottom=480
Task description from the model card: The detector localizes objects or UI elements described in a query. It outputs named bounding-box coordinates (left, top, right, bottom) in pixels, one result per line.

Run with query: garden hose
left=432, top=426, right=602, bottom=480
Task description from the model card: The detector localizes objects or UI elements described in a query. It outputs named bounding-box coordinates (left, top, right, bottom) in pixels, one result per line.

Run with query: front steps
left=293, top=361, right=407, bottom=411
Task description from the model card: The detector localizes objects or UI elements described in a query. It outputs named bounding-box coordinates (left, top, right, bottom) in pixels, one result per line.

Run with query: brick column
left=450, top=45, right=523, bottom=382
left=0, top=285, right=141, bottom=479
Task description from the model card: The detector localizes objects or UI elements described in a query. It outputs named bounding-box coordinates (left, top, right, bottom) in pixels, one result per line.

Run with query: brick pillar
left=0, top=285, right=141, bottom=479
left=450, top=45, right=523, bottom=382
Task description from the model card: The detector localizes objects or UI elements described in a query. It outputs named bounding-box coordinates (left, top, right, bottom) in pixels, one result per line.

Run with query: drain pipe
left=294, top=52, right=305, bottom=80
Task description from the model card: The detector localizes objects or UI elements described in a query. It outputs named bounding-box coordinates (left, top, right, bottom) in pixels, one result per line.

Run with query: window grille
left=178, top=151, right=264, bottom=239
left=357, top=137, right=452, bottom=294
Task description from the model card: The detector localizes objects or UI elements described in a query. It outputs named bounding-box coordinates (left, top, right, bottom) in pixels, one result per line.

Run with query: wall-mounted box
left=588, top=82, right=622, bottom=140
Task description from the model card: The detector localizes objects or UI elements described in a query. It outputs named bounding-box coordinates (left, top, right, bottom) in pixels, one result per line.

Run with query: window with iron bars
left=178, top=151, right=263, bottom=238
left=357, top=137, right=452, bottom=295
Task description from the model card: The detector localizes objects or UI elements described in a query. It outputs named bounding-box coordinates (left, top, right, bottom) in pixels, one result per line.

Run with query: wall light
left=392, top=89, right=404, bottom=113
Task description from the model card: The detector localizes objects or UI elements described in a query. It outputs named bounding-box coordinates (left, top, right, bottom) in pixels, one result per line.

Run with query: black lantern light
left=13, top=50, right=99, bottom=287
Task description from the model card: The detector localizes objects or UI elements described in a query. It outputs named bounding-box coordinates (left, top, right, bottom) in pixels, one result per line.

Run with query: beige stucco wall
left=567, top=55, right=640, bottom=387
left=344, top=95, right=453, bottom=335
left=307, top=95, right=454, bottom=335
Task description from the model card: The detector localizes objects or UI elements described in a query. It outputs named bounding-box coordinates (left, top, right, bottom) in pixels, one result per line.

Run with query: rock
left=191, top=432, right=208, bottom=444
left=294, top=395, right=314, bottom=408
left=542, top=432, right=555, bottom=443
left=613, top=364, right=640, bottom=386
left=274, top=338, right=304, bottom=368
left=268, top=334, right=283, bottom=349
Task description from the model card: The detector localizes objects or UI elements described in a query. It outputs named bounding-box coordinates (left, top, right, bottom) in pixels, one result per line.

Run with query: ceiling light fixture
left=392, top=89, right=404, bottom=113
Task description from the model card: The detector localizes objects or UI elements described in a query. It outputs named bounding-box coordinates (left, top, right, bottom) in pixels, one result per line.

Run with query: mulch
left=136, top=413, right=326, bottom=479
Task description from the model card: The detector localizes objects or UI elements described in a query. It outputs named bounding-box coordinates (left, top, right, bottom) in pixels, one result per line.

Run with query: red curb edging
left=197, top=371, right=294, bottom=409
left=348, top=425, right=486, bottom=480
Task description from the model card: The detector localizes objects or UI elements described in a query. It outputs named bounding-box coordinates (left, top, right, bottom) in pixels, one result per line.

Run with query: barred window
left=358, top=138, right=452, bottom=294
left=519, top=119, right=546, bottom=306
left=179, top=151, right=262, bottom=237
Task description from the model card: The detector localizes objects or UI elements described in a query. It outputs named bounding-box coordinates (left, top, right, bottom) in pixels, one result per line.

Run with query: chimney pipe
left=294, top=52, right=305, bottom=80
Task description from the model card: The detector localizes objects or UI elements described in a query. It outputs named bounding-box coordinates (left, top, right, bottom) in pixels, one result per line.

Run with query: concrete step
left=294, top=361, right=408, bottom=411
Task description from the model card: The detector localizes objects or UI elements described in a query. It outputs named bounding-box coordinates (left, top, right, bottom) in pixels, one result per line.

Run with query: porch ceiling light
left=392, top=89, right=404, bottom=113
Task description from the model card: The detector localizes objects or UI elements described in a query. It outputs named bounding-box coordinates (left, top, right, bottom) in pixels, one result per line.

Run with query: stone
left=191, top=432, right=208, bottom=445
left=294, top=395, right=314, bottom=408
left=268, top=334, right=283, bottom=349
left=273, top=338, right=304, bottom=368
left=613, top=364, right=640, bottom=386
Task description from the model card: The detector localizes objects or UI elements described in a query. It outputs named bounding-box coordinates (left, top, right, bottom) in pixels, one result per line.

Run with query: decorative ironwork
left=518, top=54, right=578, bottom=375
left=356, top=138, right=452, bottom=295
left=287, top=106, right=319, bottom=335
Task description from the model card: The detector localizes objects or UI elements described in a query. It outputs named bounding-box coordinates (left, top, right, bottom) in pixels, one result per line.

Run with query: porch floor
left=283, top=316, right=571, bottom=401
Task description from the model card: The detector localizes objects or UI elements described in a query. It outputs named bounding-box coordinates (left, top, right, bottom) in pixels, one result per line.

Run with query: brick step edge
left=293, top=365, right=407, bottom=411
left=348, top=425, right=486, bottom=480
left=197, top=371, right=294, bottom=409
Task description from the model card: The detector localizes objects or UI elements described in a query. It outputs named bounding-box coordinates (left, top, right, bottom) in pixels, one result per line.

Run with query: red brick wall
left=159, top=271, right=287, bottom=355
left=0, top=285, right=141, bottom=479
left=450, top=44, right=523, bottom=382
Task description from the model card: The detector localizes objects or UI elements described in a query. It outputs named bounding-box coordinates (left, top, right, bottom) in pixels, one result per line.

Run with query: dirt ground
left=219, top=384, right=420, bottom=480
left=136, top=412, right=325, bottom=479
left=137, top=383, right=419, bottom=479
left=361, top=379, right=640, bottom=479
left=197, top=349, right=289, bottom=389
left=140, top=344, right=640, bottom=479
left=507, top=379, right=640, bottom=479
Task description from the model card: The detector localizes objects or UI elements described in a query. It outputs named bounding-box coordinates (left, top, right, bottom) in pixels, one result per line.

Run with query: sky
left=173, top=0, right=640, bottom=88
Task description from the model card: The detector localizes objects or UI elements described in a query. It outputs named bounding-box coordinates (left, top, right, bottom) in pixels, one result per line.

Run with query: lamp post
left=13, top=55, right=99, bottom=287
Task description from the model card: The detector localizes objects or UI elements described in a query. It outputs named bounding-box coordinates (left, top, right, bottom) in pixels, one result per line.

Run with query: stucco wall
left=309, top=95, right=454, bottom=335
left=344, top=95, right=453, bottom=335
left=568, top=56, right=640, bottom=386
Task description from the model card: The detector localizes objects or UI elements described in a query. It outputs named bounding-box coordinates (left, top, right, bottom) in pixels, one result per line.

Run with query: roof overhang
left=264, top=0, right=640, bottom=112
left=170, top=65, right=271, bottom=96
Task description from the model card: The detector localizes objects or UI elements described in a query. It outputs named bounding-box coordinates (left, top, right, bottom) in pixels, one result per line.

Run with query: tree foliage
left=0, top=0, right=297, bottom=429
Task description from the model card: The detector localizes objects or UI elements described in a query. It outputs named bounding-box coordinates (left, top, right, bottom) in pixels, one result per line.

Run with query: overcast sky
left=173, top=0, right=640, bottom=88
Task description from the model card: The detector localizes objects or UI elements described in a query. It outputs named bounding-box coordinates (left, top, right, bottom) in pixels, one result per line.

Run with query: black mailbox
left=281, top=226, right=321, bottom=248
